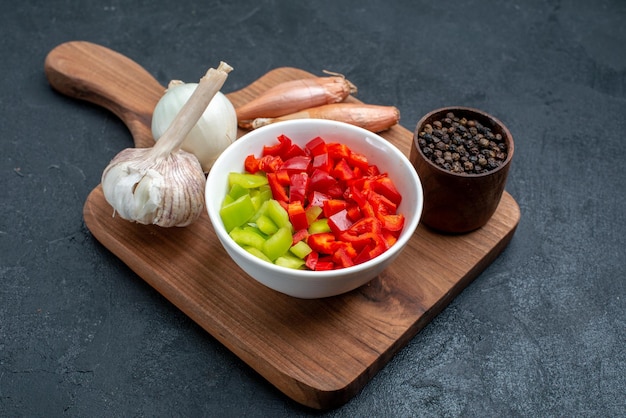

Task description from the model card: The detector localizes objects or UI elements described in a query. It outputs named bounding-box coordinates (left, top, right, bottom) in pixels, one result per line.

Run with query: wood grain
left=46, top=41, right=521, bottom=410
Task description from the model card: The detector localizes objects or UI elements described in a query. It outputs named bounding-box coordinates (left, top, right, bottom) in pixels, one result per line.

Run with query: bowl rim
left=206, top=119, right=423, bottom=280
left=413, top=106, right=515, bottom=178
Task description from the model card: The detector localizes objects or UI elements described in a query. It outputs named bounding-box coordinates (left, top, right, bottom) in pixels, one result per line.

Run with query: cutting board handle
left=44, top=41, right=165, bottom=148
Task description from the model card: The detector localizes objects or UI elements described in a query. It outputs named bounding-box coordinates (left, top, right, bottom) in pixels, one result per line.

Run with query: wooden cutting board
left=45, top=41, right=521, bottom=410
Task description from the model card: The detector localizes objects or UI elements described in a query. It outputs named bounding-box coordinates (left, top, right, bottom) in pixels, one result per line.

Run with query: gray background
left=2, top=0, right=625, bottom=416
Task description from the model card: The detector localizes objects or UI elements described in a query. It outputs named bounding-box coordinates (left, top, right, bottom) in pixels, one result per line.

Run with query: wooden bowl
left=409, top=107, right=514, bottom=234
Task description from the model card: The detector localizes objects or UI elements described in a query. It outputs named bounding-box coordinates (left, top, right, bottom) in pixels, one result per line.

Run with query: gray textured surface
left=2, top=0, right=625, bottom=416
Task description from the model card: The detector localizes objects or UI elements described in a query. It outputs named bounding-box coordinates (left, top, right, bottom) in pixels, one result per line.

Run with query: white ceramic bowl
left=206, top=119, right=423, bottom=298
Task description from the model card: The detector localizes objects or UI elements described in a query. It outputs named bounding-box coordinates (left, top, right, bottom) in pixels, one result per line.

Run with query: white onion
left=151, top=81, right=237, bottom=172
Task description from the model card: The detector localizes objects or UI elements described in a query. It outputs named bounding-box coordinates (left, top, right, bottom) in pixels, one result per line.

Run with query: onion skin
left=244, top=103, right=400, bottom=133
left=235, top=76, right=357, bottom=121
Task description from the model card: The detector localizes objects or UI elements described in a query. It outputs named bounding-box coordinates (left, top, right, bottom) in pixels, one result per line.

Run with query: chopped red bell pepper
left=348, top=151, right=370, bottom=171
left=305, top=250, right=319, bottom=270
left=275, top=169, right=291, bottom=186
left=266, top=172, right=289, bottom=203
left=332, top=158, right=356, bottom=182
left=259, top=155, right=283, bottom=173
left=263, top=134, right=291, bottom=157
left=281, top=155, right=311, bottom=176
left=326, top=183, right=345, bottom=199
left=244, top=154, right=261, bottom=174
left=372, top=175, right=402, bottom=205
left=305, top=136, right=327, bottom=156
left=332, top=245, right=355, bottom=268
left=338, top=217, right=383, bottom=251
left=308, top=190, right=331, bottom=208
left=346, top=183, right=367, bottom=207
left=287, top=201, right=309, bottom=231
left=282, top=143, right=306, bottom=160
left=327, top=142, right=351, bottom=160
left=353, top=243, right=374, bottom=265
left=328, top=209, right=353, bottom=235
left=322, top=199, right=347, bottom=218
left=382, top=230, right=399, bottom=248
left=346, top=203, right=361, bottom=222
left=289, top=172, right=309, bottom=204
left=367, top=190, right=398, bottom=215
left=348, top=216, right=382, bottom=235
left=307, top=232, right=338, bottom=254
left=377, top=213, right=405, bottom=232
left=312, top=153, right=333, bottom=173
left=314, top=257, right=335, bottom=271
left=367, top=233, right=388, bottom=259
left=309, top=168, right=338, bottom=194
left=366, top=164, right=380, bottom=177
left=352, top=232, right=387, bottom=263
left=292, top=228, right=309, bottom=245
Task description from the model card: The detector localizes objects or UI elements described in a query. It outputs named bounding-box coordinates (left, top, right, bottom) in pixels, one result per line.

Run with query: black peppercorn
left=418, top=111, right=508, bottom=174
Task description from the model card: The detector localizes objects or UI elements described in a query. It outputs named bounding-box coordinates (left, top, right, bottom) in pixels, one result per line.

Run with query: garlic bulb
left=152, top=80, right=237, bottom=172
left=102, top=62, right=233, bottom=227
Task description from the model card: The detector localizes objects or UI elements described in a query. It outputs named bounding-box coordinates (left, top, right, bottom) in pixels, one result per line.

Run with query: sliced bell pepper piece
left=346, top=183, right=367, bottom=207
left=256, top=214, right=278, bottom=235
left=229, top=226, right=266, bottom=251
left=305, top=136, right=327, bottom=156
left=266, top=199, right=291, bottom=229
left=290, top=240, right=312, bottom=259
left=312, top=153, right=333, bottom=173
left=332, top=158, right=356, bottom=182
left=262, top=134, right=291, bottom=157
left=262, top=226, right=293, bottom=261
left=258, top=154, right=283, bottom=173
left=314, top=257, right=335, bottom=271
left=228, top=183, right=249, bottom=200
left=219, top=194, right=256, bottom=232
left=244, top=246, right=272, bottom=263
left=346, top=203, right=361, bottom=222
left=281, top=155, right=311, bottom=176
left=322, top=199, right=348, bottom=218
left=291, top=228, right=309, bottom=245
left=328, top=209, right=353, bottom=235
left=347, top=216, right=382, bottom=235
left=383, top=230, right=399, bottom=248
left=372, top=175, right=402, bottom=205
left=244, top=154, right=261, bottom=174
left=327, top=142, right=351, bottom=160
left=289, top=172, right=309, bottom=204
left=367, top=190, right=398, bottom=215
left=228, top=172, right=269, bottom=189
left=366, top=164, right=380, bottom=177
left=305, top=250, right=319, bottom=270
left=266, top=173, right=289, bottom=203
left=274, top=169, right=291, bottom=186
left=282, top=143, right=306, bottom=160
left=348, top=151, right=370, bottom=171
left=304, top=204, right=323, bottom=225
left=377, top=213, right=405, bottom=232
left=308, top=218, right=331, bottom=234
left=307, top=232, right=338, bottom=254
left=287, top=201, right=309, bottom=231
left=309, top=168, right=338, bottom=193
left=308, top=190, right=331, bottom=208
left=332, top=246, right=355, bottom=268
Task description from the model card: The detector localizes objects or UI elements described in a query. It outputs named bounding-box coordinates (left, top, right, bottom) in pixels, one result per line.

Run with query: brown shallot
left=242, top=103, right=400, bottom=133
left=235, top=75, right=357, bottom=122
